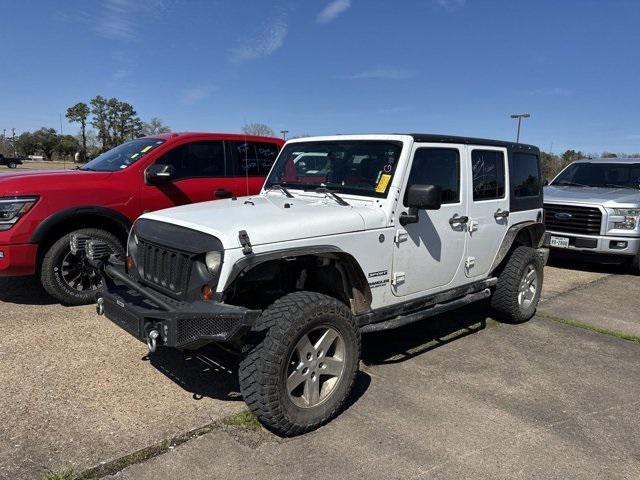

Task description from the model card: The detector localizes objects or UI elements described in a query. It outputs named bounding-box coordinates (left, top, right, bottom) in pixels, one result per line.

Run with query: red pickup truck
left=0, top=132, right=283, bottom=304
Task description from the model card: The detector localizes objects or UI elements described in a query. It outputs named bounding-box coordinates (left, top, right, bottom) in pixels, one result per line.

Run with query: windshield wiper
left=266, top=184, right=294, bottom=198
left=309, top=187, right=349, bottom=206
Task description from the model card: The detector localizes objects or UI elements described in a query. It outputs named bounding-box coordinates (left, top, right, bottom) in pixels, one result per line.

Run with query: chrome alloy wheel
left=518, top=264, right=538, bottom=309
left=286, top=326, right=345, bottom=409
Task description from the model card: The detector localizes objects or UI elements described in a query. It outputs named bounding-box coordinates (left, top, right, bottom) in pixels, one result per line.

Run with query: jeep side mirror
left=146, top=164, right=174, bottom=185
left=400, top=184, right=442, bottom=226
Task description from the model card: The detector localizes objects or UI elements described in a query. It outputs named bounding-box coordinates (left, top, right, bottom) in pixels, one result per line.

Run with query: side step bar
left=360, top=288, right=491, bottom=334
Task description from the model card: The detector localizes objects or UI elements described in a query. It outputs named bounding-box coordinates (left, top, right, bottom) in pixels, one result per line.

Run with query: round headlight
left=205, top=251, right=222, bottom=274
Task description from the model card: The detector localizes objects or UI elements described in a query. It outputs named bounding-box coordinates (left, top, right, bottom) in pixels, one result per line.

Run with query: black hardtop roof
left=408, top=133, right=539, bottom=153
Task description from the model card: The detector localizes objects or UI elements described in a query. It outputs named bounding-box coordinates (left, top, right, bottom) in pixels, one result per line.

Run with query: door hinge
left=465, top=257, right=476, bottom=269
left=391, top=272, right=405, bottom=286
left=468, top=220, right=479, bottom=233
left=394, top=230, right=408, bottom=244
left=238, top=230, right=253, bottom=255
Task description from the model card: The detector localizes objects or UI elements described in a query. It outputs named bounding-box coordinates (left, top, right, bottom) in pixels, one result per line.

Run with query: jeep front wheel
left=40, top=228, right=124, bottom=305
left=490, top=246, right=543, bottom=323
left=239, top=291, right=360, bottom=436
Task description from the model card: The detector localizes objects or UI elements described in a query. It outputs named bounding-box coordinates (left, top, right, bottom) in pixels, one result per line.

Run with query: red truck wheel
left=40, top=228, right=124, bottom=305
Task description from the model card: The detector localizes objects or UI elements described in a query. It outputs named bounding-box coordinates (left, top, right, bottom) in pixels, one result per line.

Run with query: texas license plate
left=549, top=236, right=570, bottom=248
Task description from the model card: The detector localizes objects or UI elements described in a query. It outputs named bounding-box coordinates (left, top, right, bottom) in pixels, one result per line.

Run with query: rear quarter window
left=511, top=153, right=541, bottom=197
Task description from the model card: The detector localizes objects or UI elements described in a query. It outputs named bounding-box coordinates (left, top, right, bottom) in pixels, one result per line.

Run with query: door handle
left=449, top=215, right=469, bottom=226
left=214, top=189, right=233, bottom=199
left=494, top=209, right=510, bottom=220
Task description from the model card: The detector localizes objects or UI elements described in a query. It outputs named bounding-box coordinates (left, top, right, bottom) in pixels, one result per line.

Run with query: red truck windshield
left=81, top=138, right=165, bottom=172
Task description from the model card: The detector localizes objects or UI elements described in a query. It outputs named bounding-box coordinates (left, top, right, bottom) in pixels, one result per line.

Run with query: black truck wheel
left=40, top=228, right=124, bottom=305
left=490, top=246, right=543, bottom=323
left=8, top=162, right=17, bottom=169
left=239, top=291, right=360, bottom=436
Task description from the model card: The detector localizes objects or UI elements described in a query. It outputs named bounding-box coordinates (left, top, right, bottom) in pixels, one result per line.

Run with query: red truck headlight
left=0, top=197, right=38, bottom=231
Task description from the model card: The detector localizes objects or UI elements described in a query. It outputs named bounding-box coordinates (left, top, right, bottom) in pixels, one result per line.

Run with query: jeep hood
left=544, top=185, right=640, bottom=207
left=140, top=194, right=387, bottom=249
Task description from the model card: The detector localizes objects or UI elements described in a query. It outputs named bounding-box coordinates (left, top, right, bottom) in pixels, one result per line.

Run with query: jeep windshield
left=552, top=162, right=640, bottom=189
left=81, top=138, right=165, bottom=172
left=264, top=140, right=403, bottom=198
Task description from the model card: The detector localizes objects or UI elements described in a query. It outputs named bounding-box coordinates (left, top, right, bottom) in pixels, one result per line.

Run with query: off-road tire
left=239, top=291, right=360, bottom=436
left=490, top=246, right=543, bottom=323
left=41, top=228, right=124, bottom=305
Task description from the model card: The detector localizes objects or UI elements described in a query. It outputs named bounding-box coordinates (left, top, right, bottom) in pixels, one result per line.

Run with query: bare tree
left=241, top=123, right=276, bottom=137
left=142, top=117, right=171, bottom=136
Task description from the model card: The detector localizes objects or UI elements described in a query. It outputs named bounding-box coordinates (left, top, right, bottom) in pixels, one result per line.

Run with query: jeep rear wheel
left=239, top=291, right=360, bottom=436
left=490, top=246, right=543, bottom=323
left=40, top=228, right=124, bottom=305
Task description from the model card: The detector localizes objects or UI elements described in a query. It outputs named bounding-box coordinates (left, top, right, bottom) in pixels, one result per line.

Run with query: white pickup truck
left=89, top=134, right=548, bottom=435
left=543, top=158, right=640, bottom=273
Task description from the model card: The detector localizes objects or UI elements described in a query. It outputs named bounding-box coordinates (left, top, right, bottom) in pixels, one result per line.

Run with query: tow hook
left=146, top=330, right=160, bottom=353
left=96, top=297, right=105, bottom=316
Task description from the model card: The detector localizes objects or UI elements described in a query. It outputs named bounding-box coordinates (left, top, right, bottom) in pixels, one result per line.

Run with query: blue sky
left=1, top=0, right=639, bottom=153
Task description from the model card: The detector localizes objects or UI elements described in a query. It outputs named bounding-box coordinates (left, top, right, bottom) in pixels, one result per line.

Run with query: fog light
left=610, top=240, right=628, bottom=249
left=202, top=285, right=214, bottom=301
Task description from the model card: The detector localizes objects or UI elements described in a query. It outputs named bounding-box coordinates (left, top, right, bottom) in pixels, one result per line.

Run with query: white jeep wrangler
left=92, top=134, right=547, bottom=436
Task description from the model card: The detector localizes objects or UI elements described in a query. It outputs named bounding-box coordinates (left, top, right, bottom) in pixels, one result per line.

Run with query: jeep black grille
left=176, top=317, right=237, bottom=346
left=544, top=204, right=602, bottom=235
left=138, top=238, right=191, bottom=297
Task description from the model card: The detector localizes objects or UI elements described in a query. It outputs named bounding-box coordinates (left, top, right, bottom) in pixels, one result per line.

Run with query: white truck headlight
left=205, top=251, right=222, bottom=274
left=0, top=197, right=38, bottom=231
left=609, top=208, right=640, bottom=230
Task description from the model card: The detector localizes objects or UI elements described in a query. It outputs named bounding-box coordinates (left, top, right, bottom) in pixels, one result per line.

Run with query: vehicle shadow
left=362, top=303, right=493, bottom=366
left=0, top=276, right=57, bottom=306
left=148, top=341, right=372, bottom=409
left=148, top=343, right=244, bottom=401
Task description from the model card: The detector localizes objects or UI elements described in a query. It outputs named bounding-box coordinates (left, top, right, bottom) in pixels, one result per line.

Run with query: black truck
left=0, top=154, right=24, bottom=168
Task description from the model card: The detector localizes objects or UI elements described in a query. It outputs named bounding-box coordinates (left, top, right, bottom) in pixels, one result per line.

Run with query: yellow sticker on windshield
left=375, top=174, right=391, bottom=193
left=141, top=146, right=153, bottom=153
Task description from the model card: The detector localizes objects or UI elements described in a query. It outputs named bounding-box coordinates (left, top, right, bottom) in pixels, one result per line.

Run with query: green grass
left=539, top=313, right=640, bottom=344
left=41, top=468, right=78, bottom=480
left=74, top=409, right=262, bottom=479
left=222, top=410, right=262, bottom=430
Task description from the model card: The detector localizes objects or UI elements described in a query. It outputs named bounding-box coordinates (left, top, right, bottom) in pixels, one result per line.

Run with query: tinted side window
left=511, top=153, right=541, bottom=198
left=158, top=141, right=226, bottom=180
left=472, top=150, right=505, bottom=200
left=404, top=148, right=460, bottom=205
left=233, top=141, right=279, bottom=176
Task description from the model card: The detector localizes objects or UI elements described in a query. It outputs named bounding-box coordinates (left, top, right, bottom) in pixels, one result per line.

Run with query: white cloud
left=523, top=87, right=574, bottom=97
left=229, top=15, right=288, bottom=63
left=317, top=0, right=351, bottom=24
left=181, top=85, right=218, bottom=105
left=435, top=0, right=466, bottom=11
left=96, top=0, right=138, bottom=41
left=340, top=66, right=412, bottom=80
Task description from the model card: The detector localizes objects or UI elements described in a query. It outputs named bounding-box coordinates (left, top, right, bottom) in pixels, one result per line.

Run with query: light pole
left=510, top=113, right=530, bottom=143
left=280, top=130, right=289, bottom=140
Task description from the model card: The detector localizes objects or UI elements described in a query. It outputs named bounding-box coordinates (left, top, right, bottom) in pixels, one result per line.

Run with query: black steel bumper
left=98, top=264, right=260, bottom=349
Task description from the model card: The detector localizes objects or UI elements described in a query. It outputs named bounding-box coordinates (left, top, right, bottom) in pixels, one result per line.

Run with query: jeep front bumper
left=98, top=264, right=260, bottom=349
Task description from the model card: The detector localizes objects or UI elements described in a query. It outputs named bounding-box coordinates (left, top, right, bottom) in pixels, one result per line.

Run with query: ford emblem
left=554, top=212, right=572, bottom=221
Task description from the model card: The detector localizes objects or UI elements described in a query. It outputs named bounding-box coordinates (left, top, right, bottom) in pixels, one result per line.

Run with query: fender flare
left=223, top=245, right=373, bottom=313
left=489, top=221, right=545, bottom=274
left=30, top=206, right=132, bottom=244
